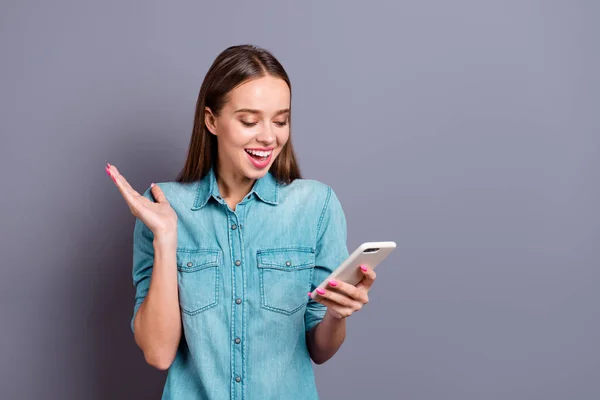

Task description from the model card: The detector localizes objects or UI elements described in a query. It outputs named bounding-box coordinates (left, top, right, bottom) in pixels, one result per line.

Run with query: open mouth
left=245, top=148, right=274, bottom=168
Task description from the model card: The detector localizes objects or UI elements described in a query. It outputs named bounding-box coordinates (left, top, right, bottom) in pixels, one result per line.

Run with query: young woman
left=106, top=44, right=377, bottom=399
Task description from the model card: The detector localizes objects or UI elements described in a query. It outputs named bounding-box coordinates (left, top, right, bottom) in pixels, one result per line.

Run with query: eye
left=240, top=120, right=258, bottom=127
left=274, top=120, right=288, bottom=127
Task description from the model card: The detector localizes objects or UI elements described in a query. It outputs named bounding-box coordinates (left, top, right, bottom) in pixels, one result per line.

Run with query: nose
left=255, top=123, right=276, bottom=145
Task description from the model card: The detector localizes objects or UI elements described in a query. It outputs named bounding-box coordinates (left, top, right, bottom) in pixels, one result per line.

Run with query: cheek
left=219, top=125, right=254, bottom=149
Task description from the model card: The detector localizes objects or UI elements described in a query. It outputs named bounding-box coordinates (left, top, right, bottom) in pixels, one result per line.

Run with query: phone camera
left=363, top=248, right=380, bottom=253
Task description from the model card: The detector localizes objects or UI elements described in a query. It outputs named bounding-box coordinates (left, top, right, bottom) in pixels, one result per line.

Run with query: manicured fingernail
left=316, top=288, right=326, bottom=295
left=111, top=176, right=116, bottom=183
left=106, top=162, right=111, bottom=168
left=105, top=167, right=111, bottom=177
left=360, top=265, right=368, bottom=272
left=150, top=183, right=155, bottom=188
left=329, top=279, right=338, bottom=287
left=308, top=292, right=312, bottom=297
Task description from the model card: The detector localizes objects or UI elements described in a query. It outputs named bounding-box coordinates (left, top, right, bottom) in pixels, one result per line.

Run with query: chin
left=242, top=165, right=272, bottom=180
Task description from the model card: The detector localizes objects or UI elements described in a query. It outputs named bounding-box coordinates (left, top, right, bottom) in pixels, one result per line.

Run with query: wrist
left=153, top=232, right=177, bottom=249
left=324, top=309, right=346, bottom=323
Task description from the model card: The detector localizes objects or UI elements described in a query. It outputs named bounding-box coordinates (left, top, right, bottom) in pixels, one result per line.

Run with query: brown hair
left=175, top=44, right=301, bottom=184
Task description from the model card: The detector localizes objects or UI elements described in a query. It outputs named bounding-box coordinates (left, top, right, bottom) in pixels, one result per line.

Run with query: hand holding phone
left=310, top=241, right=396, bottom=300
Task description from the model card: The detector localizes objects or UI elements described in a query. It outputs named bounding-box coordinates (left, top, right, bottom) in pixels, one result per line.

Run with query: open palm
left=106, top=163, right=177, bottom=238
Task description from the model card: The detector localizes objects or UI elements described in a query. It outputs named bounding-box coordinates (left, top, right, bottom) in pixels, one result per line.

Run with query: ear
left=205, top=107, right=218, bottom=136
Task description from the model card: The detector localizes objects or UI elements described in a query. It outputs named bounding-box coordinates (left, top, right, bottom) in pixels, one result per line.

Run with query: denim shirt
left=131, top=167, right=349, bottom=400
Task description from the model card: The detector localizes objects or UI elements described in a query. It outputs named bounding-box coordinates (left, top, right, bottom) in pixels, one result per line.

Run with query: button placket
left=228, top=207, right=245, bottom=392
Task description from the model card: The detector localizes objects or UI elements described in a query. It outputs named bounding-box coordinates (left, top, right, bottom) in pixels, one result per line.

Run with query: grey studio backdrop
left=1, top=1, right=598, bottom=399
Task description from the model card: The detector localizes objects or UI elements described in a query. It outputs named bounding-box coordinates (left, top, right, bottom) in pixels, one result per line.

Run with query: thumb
left=150, top=183, right=168, bottom=203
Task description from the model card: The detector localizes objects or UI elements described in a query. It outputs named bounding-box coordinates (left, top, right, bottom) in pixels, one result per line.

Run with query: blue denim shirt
left=131, top=167, right=349, bottom=399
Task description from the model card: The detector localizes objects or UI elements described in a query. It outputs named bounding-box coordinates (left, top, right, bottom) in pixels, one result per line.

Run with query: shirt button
left=235, top=338, right=241, bottom=344
left=235, top=376, right=241, bottom=383
left=231, top=224, right=237, bottom=230
left=235, top=298, right=242, bottom=304
left=285, top=261, right=291, bottom=266
left=235, top=260, right=241, bottom=266
left=187, top=262, right=193, bottom=267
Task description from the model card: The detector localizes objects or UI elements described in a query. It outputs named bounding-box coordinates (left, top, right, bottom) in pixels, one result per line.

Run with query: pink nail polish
left=308, top=292, right=312, bottom=297
left=151, top=183, right=155, bottom=188
left=360, top=265, right=368, bottom=272
left=105, top=167, right=111, bottom=177
left=316, top=288, right=326, bottom=295
left=329, top=279, right=338, bottom=287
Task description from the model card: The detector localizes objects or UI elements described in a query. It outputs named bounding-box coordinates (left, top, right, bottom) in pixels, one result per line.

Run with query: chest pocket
left=176, top=249, right=221, bottom=316
left=257, top=247, right=315, bottom=315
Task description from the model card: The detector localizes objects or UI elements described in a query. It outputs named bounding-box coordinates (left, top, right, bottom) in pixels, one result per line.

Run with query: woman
left=106, top=44, right=376, bottom=399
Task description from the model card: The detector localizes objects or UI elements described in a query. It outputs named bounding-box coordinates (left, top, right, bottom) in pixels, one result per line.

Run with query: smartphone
left=310, top=241, right=396, bottom=300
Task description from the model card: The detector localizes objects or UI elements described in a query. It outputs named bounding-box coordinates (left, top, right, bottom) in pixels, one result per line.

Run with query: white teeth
left=245, top=149, right=272, bottom=157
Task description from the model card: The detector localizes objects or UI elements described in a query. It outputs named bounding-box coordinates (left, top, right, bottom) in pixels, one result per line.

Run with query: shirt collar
left=251, top=169, right=279, bottom=205
left=191, top=166, right=279, bottom=210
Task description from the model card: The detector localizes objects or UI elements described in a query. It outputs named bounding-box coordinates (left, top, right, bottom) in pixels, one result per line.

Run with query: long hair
left=176, top=45, right=301, bottom=184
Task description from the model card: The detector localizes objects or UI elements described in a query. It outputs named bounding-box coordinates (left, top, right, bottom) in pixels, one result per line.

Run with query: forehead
left=226, top=75, right=290, bottom=112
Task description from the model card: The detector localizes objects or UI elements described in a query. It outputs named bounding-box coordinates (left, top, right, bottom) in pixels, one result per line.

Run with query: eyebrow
left=234, top=108, right=290, bottom=116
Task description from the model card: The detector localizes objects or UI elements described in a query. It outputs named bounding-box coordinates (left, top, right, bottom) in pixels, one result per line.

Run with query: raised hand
left=105, top=162, right=177, bottom=241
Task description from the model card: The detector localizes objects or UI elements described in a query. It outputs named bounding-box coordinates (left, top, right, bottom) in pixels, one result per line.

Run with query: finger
left=106, top=164, right=141, bottom=210
left=327, top=279, right=369, bottom=304
left=150, top=183, right=168, bottom=204
left=109, top=168, right=135, bottom=201
left=356, top=264, right=377, bottom=291
left=107, top=164, right=138, bottom=196
left=312, top=297, right=354, bottom=318
left=315, top=288, right=363, bottom=310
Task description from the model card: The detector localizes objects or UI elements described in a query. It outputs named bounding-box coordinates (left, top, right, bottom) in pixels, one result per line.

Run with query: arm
left=304, top=185, right=376, bottom=364
left=307, top=265, right=375, bottom=364
left=133, top=234, right=181, bottom=370
left=304, top=185, right=349, bottom=364
left=306, top=310, right=346, bottom=364
left=106, top=164, right=182, bottom=371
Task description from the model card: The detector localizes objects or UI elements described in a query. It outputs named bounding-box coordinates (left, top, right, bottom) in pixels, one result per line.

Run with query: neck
left=215, top=163, right=255, bottom=205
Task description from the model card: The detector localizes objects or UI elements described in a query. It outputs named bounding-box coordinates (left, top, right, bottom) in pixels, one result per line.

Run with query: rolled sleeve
left=305, top=186, right=349, bottom=331
left=130, top=188, right=155, bottom=333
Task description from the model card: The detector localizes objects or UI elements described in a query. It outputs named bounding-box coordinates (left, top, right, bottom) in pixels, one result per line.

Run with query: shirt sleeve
left=130, top=188, right=156, bottom=333
left=305, top=185, right=349, bottom=331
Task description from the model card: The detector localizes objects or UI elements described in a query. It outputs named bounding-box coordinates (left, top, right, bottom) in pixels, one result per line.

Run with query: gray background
left=1, top=1, right=598, bottom=399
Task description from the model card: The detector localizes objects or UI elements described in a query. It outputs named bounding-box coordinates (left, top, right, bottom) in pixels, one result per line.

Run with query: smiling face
left=205, top=75, right=291, bottom=182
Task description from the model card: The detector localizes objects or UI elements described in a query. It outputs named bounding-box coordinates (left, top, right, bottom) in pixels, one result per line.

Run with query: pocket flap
left=177, top=249, right=220, bottom=272
left=257, top=247, right=315, bottom=270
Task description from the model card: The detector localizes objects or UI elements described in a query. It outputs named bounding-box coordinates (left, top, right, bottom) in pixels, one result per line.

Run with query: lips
left=245, top=148, right=273, bottom=169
